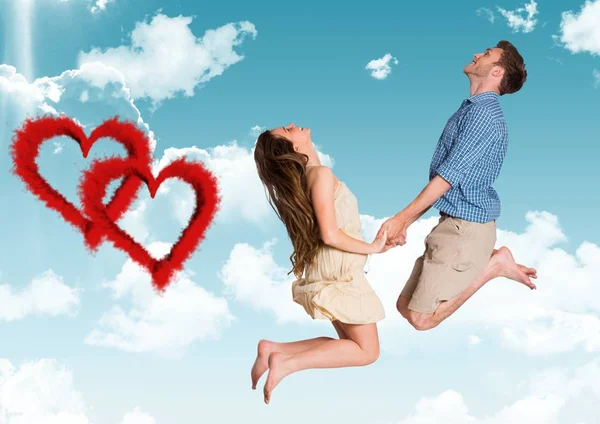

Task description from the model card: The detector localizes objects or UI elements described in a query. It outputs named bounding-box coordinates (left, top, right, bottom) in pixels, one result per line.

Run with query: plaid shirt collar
left=466, top=91, right=500, bottom=104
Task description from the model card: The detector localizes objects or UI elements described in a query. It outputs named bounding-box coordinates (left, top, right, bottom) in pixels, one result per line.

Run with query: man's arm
left=377, top=105, right=496, bottom=244
left=376, top=176, right=451, bottom=243
left=398, top=176, right=451, bottom=224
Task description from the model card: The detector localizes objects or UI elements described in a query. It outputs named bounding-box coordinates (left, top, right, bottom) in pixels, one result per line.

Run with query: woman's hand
left=370, top=230, right=390, bottom=253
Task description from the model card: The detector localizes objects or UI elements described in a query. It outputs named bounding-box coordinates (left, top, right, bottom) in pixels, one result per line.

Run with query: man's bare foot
left=263, top=352, right=293, bottom=404
left=251, top=340, right=275, bottom=390
left=490, top=247, right=537, bottom=290
left=492, top=249, right=537, bottom=280
left=518, top=264, right=537, bottom=279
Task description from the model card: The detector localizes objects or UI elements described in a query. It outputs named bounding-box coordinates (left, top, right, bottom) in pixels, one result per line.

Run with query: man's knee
left=397, top=295, right=441, bottom=331
left=406, top=311, right=438, bottom=331
left=396, top=295, right=411, bottom=318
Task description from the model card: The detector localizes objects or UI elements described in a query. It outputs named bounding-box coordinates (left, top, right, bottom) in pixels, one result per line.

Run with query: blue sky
left=1, top=0, right=600, bottom=423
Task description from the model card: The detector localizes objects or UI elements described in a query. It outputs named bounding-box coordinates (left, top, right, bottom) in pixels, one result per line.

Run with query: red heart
left=80, top=156, right=220, bottom=292
left=10, top=115, right=153, bottom=251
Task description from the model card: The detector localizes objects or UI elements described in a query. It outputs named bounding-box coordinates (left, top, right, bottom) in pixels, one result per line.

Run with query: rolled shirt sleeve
left=435, top=106, right=496, bottom=187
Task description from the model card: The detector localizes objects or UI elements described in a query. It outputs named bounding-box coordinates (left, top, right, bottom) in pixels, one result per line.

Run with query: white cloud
left=90, top=0, right=115, bottom=13
left=53, top=141, right=64, bottom=154
left=150, top=143, right=334, bottom=227
left=56, top=0, right=116, bottom=13
left=0, top=358, right=156, bottom=423
left=78, top=14, right=257, bottom=105
left=398, top=390, right=476, bottom=423
left=219, top=211, right=600, bottom=356
left=593, top=69, right=600, bottom=87
left=219, top=239, right=309, bottom=325
left=0, top=62, right=156, bottom=151
left=119, top=200, right=150, bottom=245
left=397, top=389, right=564, bottom=424
left=468, top=335, right=482, bottom=346
left=477, top=7, right=496, bottom=23
left=556, top=0, right=600, bottom=56
left=0, top=270, right=80, bottom=322
left=250, top=125, right=265, bottom=137
left=0, top=359, right=89, bottom=424
left=365, top=53, right=398, bottom=80
left=120, top=407, right=156, bottom=424
left=497, top=0, right=539, bottom=33
left=84, top=242, right=234, bottom=357
left=0, top=64, right=61, bottom=117
left=397, top=358, right=600, bottom=423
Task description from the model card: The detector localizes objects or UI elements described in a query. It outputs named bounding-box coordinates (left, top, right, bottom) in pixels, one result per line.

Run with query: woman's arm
left=308, top=166, right=386, bottom=254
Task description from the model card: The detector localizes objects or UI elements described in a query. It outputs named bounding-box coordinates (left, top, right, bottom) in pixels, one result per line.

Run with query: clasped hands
left=370, top=212, right=411, bottom=253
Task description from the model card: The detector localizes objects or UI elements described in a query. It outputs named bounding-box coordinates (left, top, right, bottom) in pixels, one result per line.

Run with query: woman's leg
left=332, top=319, right=349, bottom=339
left=251, top=320, right=347, bottom=389
left=263, top=322, right=380, bottom=403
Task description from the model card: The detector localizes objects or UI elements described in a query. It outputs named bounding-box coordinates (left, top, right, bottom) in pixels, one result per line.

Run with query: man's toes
left=521, top=273, right=536, bottom=290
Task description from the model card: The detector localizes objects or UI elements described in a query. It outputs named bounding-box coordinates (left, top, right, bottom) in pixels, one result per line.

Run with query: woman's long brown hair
left=254, top=130, right=322, bottom=278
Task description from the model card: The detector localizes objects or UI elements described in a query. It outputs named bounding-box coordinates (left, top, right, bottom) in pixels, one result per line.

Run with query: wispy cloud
left=77, top=14, right=257, bottom=106
left=0, top=62, right=156, bottom=149
left=594, top=69, right=600, bottom=88
left=57, top=0, right=116, bottom=13
left=0, top=270, right=80, bottom=322
left=546, top=56, right=564, bottom=65
left=497, top=0, right=539, bottom=33
left=468, top=335, right=482, bottom=346
left=250, top=125, right=265, bottom=137
left=52, top=141, right=64, bottom=154
left=477, top=7, right=496, bottom=23
left=365, top=53, right=398, bottom=80
left=0, top=358, right=156, bottom=423
left=91, top=0, right=115, bottom=13
left=85, top=242, right=234, bottom=358
left=397, top=359, right=600, bottom=423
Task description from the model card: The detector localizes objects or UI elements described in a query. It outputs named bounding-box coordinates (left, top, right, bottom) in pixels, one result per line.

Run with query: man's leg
left=398, top=246, right=537, bottom=331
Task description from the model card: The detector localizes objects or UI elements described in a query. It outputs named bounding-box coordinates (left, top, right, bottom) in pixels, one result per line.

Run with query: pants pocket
left=426, top=218, right=471, bottom=271
left=450, top=219, right=475, bottom=271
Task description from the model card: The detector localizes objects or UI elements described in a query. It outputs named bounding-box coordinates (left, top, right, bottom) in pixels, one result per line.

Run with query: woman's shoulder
left=306, top=166, right=341, bottom=191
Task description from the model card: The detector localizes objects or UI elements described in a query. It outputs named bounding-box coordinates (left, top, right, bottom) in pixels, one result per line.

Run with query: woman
left=251, top=123, right=391, bottom=404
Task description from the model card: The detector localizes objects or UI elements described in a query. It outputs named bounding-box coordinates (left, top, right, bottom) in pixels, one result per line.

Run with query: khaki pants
left=400, top=213, right=496, bottom=314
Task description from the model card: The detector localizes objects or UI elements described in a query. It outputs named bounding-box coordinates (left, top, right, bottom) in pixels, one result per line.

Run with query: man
left=377, top=40, right=537, bottom=331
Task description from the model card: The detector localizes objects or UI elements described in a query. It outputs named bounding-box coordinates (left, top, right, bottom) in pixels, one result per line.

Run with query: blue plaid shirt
left=429, top=91, right=508, bottom=223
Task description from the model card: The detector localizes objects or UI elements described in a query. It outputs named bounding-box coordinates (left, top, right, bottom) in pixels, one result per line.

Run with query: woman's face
left=270, top=123, right=311, bottom=148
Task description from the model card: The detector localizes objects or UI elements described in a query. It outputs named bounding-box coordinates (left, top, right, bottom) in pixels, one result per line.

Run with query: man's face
left=463, top=47, right=503, bottom=78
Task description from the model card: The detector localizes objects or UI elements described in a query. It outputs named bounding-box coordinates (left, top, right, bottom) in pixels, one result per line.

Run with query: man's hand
left=377, top=213, right=410, bottom=246
left=375, top=175, right=450, bottom=248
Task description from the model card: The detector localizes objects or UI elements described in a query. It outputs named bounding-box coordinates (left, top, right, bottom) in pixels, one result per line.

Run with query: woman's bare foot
left=263, top=352, right=294, bottom=404
left=490, top=247, right=537, bottom=289
left=251, top=340, right=275, bottom=390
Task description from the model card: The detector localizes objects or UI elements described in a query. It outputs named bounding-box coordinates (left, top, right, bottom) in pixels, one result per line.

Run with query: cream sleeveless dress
left=292, top=180, right=385, bottom=324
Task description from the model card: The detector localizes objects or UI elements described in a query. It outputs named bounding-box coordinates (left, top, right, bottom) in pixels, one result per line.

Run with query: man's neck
left=469, top=79, right=500, bottom=97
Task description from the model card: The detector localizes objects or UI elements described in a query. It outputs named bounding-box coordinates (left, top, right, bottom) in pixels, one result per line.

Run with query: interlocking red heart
left=10, top=115, right=220, bottom=291
left=10, top=115, right=153, bottom=251
left=80, top=156, right=220, bottom=292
